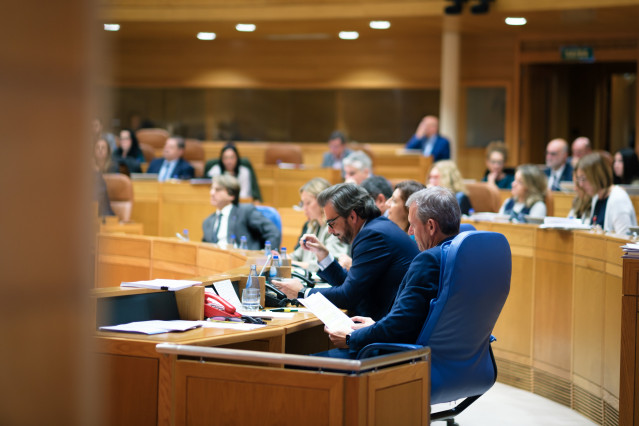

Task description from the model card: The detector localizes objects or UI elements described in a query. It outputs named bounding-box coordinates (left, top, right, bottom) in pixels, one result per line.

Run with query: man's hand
left=300, top=233, right=329, bottom=262
left=271, top=278, right=303, bottom=299
left=338, top=254, right=352, bottom=270
left=324, top=316, right=375, bottom=348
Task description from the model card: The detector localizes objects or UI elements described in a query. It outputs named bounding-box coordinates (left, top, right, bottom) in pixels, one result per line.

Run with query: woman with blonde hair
left=291, top=178, right=350, bottom=272
left=428, top=160, right=473, bottom=215
left=499, top=164, right=547, bottom=221
left=575, top=152, right=637, bottom=234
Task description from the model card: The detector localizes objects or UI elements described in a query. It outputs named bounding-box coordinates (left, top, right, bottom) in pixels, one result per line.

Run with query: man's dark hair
left=328, top=130, right=346, bottom=144
left=361, top=176, right=393, bottom=199
left=317, top=183, right=381, bottom=220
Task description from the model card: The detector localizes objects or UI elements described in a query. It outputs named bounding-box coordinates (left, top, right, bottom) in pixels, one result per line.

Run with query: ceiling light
left=505, top=17, right=527, bottom=26
left=197, top=32, right=216, bottom=40
left=236, top=23, right=256, bottom=32
left=339, top=31, right=359, bottom=40
left=104, top=24, right=120, bottom=32
left=369, top=21, right=391, bottom=30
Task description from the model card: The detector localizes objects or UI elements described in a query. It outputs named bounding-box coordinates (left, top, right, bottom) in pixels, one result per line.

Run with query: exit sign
left=561, top=46, right=594, bottom=62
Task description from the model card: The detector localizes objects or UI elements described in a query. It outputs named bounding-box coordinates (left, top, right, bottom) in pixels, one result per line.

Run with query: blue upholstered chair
left=358, top=231, right=511, bottom=424
left=459, top=223, right=476, bottom=233
left=255, top=205, right=282, bottom=233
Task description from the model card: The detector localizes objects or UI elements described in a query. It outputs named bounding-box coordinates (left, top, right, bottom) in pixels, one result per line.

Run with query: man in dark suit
left=274, top=183, right=419, bottom=321
left=202, top=175, right=280, bottom=250
left=544, top=138, right=573, bottom=191
left=323, top=186, right=460, bottom=357
left=146, top=136, right=194, bottom=181
left=405, top=115, right=450, bottom=162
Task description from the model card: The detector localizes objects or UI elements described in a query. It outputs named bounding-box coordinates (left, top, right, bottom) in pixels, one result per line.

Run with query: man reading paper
left=322, top=186, right=460, bottom=358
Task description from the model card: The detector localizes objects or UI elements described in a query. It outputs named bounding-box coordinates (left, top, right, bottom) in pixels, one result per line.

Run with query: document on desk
left=299, top=292, right=354, bottom=332
left=99, top=320, right=202, bottom=335
left=121, top=279, right=202, bottom=291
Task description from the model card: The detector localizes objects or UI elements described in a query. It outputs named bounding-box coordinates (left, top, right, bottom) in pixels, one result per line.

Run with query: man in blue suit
left=274, top=183, right=419, bottom=321
left=405, top=115, right=450, bottom=161
left=324, top=186, right=460, bottom=356
left=146, top=136, right=194, bottom=181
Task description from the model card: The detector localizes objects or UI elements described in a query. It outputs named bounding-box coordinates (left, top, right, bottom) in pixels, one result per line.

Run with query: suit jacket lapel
left=227, top=205, right=238, bottom=236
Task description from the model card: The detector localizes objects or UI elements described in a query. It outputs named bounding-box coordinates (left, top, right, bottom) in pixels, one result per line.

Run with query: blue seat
left=255, top=205, right=282, bottom=233
left=358, top=231, right=511, bottom=423
left=459, top=223, right=476, bottom=233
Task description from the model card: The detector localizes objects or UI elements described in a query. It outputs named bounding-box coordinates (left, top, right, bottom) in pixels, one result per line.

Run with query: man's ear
left=426, top=218, right=439, bottom=235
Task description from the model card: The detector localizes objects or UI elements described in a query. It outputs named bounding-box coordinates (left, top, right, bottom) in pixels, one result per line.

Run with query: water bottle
left=229, top=234, right=237, bottom=249
left=269, top=255, right=279, bottom=283
left=280, top=247, right=289, bottom=266
left=264, top=240, right=272, bottom=256
left=242, top=264, right=260, bottom=311
left=182, top=229, right=189, bottom=241
left=239, top=235, right=248, bottom=250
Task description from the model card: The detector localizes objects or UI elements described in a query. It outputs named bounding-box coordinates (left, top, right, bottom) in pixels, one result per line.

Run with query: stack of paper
left=622, top=242, right=639, bottom=258
left=539, top=217, right=591, bottom=230
left=120, top=279, right=202, bottom=291
left=99, top=320, right=202, bottom=335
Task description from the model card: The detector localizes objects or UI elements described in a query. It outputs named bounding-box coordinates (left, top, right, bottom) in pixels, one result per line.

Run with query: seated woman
left=568, top=171, right=591, bottom=221
left=111, top=129, right=143, bottom=174
left=205, top=144, right=262, bottom=201
left=94, top=138, right=119, bottom=174
left=499, top=164, right=547, bottom=222
left=613, top=147, right=639, bottom=185
left=386, top=180, right=426, bottom=233
left=428, top=160, right=473, bottom=215
left=481, top=141, right=514, bottom=189
left=291, top=178, right=350, bottom=272
left=576, top=152, right=637, bottom=235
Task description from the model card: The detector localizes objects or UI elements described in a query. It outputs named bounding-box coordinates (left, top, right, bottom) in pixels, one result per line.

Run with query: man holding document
left=274, top=183, right=418, bottom=321
left=322, top=186, right=460, bottom=357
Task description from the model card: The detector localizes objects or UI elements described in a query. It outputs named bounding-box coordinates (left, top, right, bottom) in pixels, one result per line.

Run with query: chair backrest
left=139, top=143, right=155, bottom=163
left=254, top=205, right=282, bottom=233
left=183, top=139, right=205, bottom=178
left=459, top=223, right=476, bottom=233
left=465, top=181, right=501, bottom=213
left=102, top=173, right=134, bottom=222
left=136, top=128, right=169, bottom=150
left=417, top=231, right=511, bottom=404
left=264, top=143, right=303, bottom=165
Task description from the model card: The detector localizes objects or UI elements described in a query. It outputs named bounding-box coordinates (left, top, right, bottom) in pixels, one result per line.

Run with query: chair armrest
left=357, top=343, right=422, bottom=359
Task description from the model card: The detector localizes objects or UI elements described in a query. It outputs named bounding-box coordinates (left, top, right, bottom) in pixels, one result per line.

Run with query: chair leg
left=446, top=419, right=458, bottom=426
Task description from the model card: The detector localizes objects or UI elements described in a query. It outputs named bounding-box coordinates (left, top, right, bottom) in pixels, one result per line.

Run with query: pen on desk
left=271, top=308, right=298, bottom=313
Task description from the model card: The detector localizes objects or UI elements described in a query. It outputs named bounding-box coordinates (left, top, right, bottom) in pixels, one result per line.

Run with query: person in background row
left=94, top=138, right=118, bottom=174
left=499, top=164, right=547, bottom=221
left=544, top=138, right=572, bottom=191
left=291, top=178, right=350, bottom=272
left=571, top=137, right=592, bottom=169
left=274, top=183, right=419, bottom=321
left=361, top=176, right=393, bottom=217
left=575, top=152, right=637, bottom=235
left=321, top=131, right=352, bottom=178
left=147, top=136, right=195, bottom=181
left=386, top=180, right=426, bottom=233
left=613, top=147, right=639, bottom=185
left=205, top=144, right=262, bottom=201
left=343, top=150, right=373, bottom=185
left=203, top=175, right=280, bottom=250
left=568, top=170, right=591, bottom=221
left=92, top=117, right=117, bottom=152
left=428, top=160, right=473, bottom=215
left=405, top=115, right=450, bottom=161
left=111, top=129, right=143, bottom=174
left=482, top=141, right=514, bottom=189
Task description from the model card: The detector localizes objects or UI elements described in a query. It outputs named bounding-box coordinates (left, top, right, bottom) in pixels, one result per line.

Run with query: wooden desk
left=468, top=221, right=627, bottom=425
left=621, top=256, right=639, bottom=426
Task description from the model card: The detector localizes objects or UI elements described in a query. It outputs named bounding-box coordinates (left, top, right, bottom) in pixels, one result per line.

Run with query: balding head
left=571, top=137, right=592, bottom=168
left=546, top=138, right=569, bottom=170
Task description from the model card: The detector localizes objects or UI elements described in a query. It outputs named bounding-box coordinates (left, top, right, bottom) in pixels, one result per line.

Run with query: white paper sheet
left=120, top=279, right=201, bottom=291
left=299, top=292, right=354, bottom=332
left=209, top=279, right=242, bottom=308
left=99, top=320, right=202, bottom=334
